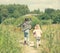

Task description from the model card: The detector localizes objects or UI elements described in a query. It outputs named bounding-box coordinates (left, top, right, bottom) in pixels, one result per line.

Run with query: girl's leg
left=24, top=32, right=27, bottom=45
left=36, top=40, right=39, bottom=48
left=38, top=38, right=41, bottom=46
left=24, top=37, right=27, bottom=45
left=36, top=37, right=40, bottom=48
left=24, top=29, right=30, bottom=45
left=27, top=30, right=30, bottom=45
left=38, top=41, right=40, bottom=46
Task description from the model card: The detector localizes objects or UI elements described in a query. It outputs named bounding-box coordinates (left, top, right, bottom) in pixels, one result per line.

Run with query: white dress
left=33, top=29, right=42, bottom=38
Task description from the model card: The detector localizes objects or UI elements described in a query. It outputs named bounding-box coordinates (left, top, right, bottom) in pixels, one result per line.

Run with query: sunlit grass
left=0, top=24, right=60, bottom=53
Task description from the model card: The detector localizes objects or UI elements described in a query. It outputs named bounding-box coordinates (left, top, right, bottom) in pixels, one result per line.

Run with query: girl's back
left=33, top=24, right=42, bottom=37
left=33, top=29, right=42, bottom=37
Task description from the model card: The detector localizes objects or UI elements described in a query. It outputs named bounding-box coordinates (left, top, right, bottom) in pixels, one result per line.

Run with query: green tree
left=38, top=13, right=50, bottom=20
left=0, top=7, right=8, bottom=23
left=51, top=10, right=60, bottom=23
left=30, top=9, right=40, bottom=14
left=45, top=8, right=55, bottom=14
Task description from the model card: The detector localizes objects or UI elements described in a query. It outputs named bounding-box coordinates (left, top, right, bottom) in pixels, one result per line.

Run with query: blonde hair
left=35, top=24, right=40, bottom=29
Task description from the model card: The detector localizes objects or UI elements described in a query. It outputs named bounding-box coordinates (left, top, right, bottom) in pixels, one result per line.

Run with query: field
left=0, top=24, right=60, bottom=53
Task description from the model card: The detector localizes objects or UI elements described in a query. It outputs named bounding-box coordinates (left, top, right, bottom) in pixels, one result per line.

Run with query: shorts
left=36, top=37, right=40, bottom=41
left=24, top=31, right=28, bottom=37
left=24, top=29, right=29, bottom=37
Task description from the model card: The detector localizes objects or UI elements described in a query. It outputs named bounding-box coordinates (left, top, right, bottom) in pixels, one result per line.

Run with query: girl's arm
left=33, top=30, right=36, bottom=37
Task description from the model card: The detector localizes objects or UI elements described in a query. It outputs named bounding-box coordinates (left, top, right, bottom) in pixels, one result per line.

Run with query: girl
left=33, top=24, right=42, bottom=48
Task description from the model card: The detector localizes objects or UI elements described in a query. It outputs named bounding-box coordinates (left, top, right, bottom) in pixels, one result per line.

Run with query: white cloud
left=28, top=0, right=60, bottom=11
left=0, top=0, right=60, bottom=11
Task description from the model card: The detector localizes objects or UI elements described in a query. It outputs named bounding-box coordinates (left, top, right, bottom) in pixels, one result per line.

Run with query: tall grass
left=0, top=24, right=23, bottom=53
left=40, top=24, right=60, bottom=53
left=0, top=24, right=60, bottom=53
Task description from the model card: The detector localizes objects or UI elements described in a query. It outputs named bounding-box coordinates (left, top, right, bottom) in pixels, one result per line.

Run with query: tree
left=45, top=8, right=55, bottom=14
left=38, top=13, right=50, bottom=20
left=30, top=9, right=40, bottom=14
left=0, top=7, right=8, bottom=23
left=51, top=10, right=60, bottom=23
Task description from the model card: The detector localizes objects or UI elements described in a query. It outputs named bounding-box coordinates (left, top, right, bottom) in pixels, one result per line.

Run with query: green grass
left=0, top=24, right=23, bottom=53
left=38, top=24, right=60, bottom=53
left=0, top=24, right=60, bottom=53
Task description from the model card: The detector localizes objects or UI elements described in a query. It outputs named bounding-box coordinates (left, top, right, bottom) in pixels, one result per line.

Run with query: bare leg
left=24, top=37, right=27, bottom=45
left=36, top=40, right=39, bottom=48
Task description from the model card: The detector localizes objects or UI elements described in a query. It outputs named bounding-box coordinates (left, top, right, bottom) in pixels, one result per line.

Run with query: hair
left=35, top=24, right=40, bottom=29
left=25, top=18, right=29, bottom=21
left=25, top=18, right=32, bottom=21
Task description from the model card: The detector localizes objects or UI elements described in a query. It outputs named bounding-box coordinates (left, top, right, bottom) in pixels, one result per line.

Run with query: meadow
left=0, top=4, right=60, bottom=53
left=0, top=24, right=60, bottom=53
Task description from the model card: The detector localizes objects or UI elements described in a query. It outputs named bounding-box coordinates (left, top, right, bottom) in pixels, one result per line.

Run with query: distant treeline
left=0, top=4, right=30, bottom=23
left=0, top=4, right=60, bottom=24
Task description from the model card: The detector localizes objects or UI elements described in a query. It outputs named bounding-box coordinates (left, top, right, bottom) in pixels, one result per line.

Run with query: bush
left=2, top=18, right=16, bottom=25
left=14, top=16, right=41, bottom=28
left=30, top=16, right=41, bottom=28
left=40, top=19, right=53, bottom=25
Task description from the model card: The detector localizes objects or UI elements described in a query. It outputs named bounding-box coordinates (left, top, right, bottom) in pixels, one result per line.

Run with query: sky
left=0, top=0, right=60, bottom=11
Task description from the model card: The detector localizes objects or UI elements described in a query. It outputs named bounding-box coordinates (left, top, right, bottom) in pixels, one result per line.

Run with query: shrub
left=40, top=19, right=53, bottom=25
left=2, top=18, right=16, bottom=25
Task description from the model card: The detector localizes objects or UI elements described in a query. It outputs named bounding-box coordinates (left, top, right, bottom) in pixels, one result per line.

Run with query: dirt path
left=19, top=38, right=47, bottom=53
left=23, top=45, right=38, bottom=53
left=19, top=40, right=39, bottom=53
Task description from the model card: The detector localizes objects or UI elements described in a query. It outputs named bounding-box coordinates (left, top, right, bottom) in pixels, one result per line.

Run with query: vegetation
left=0, top=4, right=60, bottom=53
left=0, top=24, right=60, bottom=53
left=0, top=24, right=23, bottom=53
left=0, top=4, right=30, bottom=23
left=0, top=4, right=60, bottom=24
left=39, top=24, right=60, bottom=53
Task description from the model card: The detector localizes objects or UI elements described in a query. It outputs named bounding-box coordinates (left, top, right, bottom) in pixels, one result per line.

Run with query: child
left=33, top=24, right=42, bottom=48
left=21, top=18, right=32, bottom=45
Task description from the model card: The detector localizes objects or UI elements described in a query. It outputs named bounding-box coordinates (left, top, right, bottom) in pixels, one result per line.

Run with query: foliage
left=0, top=4, right=30, bottom=23
left=2, top=16, right=41, bottom=28
left=2, top=18, right=16, bottom=25
left=41, top=24, right=60, bottom=53
left=30, top=9, right=40, bottom=14
left=38, top=13, right=51, bottom=20
left=51, top=10, right=60, bottom=23
left=0, top=4, right=60, bottom=24
left=37, top=9, right=60, bottom=24
left=40, top=19, right=53, bottom=25
left=45, top=8, right=55, bottom=14
left=0, top=24, right=22, bottom=53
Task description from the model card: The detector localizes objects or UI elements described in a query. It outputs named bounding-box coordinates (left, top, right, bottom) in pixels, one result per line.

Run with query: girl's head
left=35, top=24, right=40, bottom=29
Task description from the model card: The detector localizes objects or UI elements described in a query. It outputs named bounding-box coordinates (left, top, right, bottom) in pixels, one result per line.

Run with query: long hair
left=35, top=24, right=40, bottom=29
